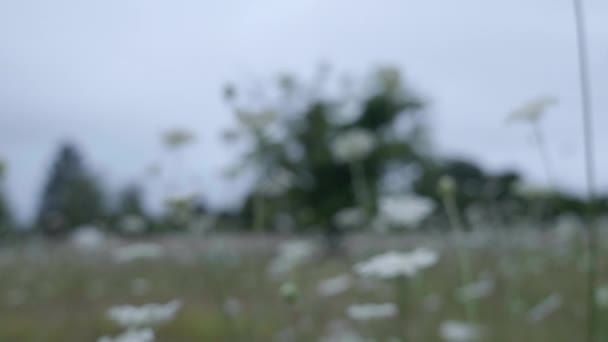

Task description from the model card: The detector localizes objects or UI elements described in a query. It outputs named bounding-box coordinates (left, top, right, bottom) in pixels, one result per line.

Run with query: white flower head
left=378, top=195, right=435, bottom=228
left=331, top=129, right=376, bottom=163
left=596, top=286, right=608, bottom=308
left=268, top=240, right=316, bottom=275
left=527, top=293, right=562, bottom=323
left=113, top=243, right=165, bottom=263
left=507, top=96, right=558, bottom=123
left=330, top=100, right=364, bottom=125
left=456, top=278, right=495, bottom=302
left=439, top=320, right=482, bottom=342
left=106, top=300, right=182, bottom=328
left=97, top=328, right=155, bottom=342
left=317, top=274, right=352, bottom=297
left=71, top=225, right=106, bottom=251
left=346, top=303, right=398, bottom=321
left=354, top=248, right=439, bottom=279
left=320, top=320, right=365, bottom=342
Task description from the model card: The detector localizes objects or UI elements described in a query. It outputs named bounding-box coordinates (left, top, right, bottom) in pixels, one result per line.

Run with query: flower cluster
left=354, top=248, right=439, bottom=279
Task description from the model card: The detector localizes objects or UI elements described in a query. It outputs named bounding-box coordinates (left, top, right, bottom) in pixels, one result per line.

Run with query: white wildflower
left=354, top=248, right=439, bottom=279
left=113, top=243, right=165, bottom=263
left=527, top=293, right=562, bottom=322
left=268, top=240, right=316, bottom=275
left=320, top=320, right=365, bottom=342
left=456, top=278, right=495, bottom=302
left=507, top=96, right=557, bottom=123
left=347, top=303, right=398, bottom=321
left=330, top=100, right=364, bottom=125
left=71, top=225, right=106, bottom=251
left=331, top=129, right=376, bottom=162
left=596, top=286, right=608, bottom=307
left=317, top=274, right=352, bottom=297
left=98, top=328, right=155, bottom=342
left=378, top=195, right=435, bottom=228
left=439, top=320, right=482, bottom=341
left=106, top=300, right=182, bottom=328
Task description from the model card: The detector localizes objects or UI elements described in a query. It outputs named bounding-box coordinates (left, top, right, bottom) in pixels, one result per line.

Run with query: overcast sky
left=1, top=0, right=607, bottom=221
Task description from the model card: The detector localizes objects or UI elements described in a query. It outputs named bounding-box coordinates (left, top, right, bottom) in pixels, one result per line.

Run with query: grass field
left=0, top=228, right=606, bottom=341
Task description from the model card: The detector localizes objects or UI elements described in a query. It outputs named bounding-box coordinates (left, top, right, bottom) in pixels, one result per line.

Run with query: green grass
left=0, top=231, right=602, bottom=341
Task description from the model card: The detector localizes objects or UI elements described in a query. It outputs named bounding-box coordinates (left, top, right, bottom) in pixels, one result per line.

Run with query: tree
left=115, top=185, right=145, bottom=217
left=224, top=66, right=429, bottom=231
left=0, top=160, right=14, bottom=236
left=36, top=143, right=106, bottom=235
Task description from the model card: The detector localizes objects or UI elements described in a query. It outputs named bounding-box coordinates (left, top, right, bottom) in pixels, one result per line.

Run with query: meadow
left=1, top=224, right=605, bottom=341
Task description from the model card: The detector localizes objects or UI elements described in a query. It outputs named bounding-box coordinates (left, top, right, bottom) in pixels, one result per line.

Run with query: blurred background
left=1, top=1, right=607, bottom=341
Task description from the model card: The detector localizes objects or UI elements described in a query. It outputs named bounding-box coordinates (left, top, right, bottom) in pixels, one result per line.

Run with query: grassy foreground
left=0, top=230, right=604, bottom=341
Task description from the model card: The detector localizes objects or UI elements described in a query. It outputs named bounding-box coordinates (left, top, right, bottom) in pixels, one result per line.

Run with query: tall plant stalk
left=439, top=179, right=477, bottom=324
left=571, top=1, right=598, bottom=341
left=350, top=161, right=371, bottom=215
left=531, top=121, right=557, bottom=189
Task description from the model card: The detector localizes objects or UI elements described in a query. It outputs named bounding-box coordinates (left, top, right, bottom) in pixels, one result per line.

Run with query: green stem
left=572, top=1, right=598, bottom=341
left=349, top=161, right=371, bottom=215
left=532, top=122, right=556, bottom=189
left=441, top=194, right=477, bottom=324
left=395, top=277, right=409, bottom=341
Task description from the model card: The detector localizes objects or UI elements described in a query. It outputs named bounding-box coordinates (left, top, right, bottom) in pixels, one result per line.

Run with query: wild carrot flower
left=354, top=248, right=439, bottom=279
left=106, top=300, right=182, bottom=328
left=346, top=303, right=398, bottom=320
left=317, top=274, right=352, bottom=297
left=331, top=129, right=376, bottom=163
left=112, top=243, right=165, bottom=263
left=507, top=96, right=557, bottom=123
left=439, top=320, right=482, bottom=341
left=527, top=293, right=562, bottom=322
left=268, top=240, right=316, bottom=275
left=377, top=195, right=435, bottom=228
left=97, top=328, right=155, bottom=342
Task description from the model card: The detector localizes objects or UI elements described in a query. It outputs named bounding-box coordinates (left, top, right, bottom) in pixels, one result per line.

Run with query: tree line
left=0, top=67, right=605, bottom=238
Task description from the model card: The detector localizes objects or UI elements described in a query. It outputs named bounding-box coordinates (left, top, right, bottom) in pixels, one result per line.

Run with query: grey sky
left=1, top=0, right=607, bottom=220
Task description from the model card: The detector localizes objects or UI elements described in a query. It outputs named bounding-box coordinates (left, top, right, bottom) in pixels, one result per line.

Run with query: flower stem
left=395, top=277, right=410, bottom=341
left=441, top=193, right=477, bottom=324
left=532, top=121, right=556, bottom=189
left=572, top=1, right=598, bottom=341
left=349, top=161, right=371, bottom=215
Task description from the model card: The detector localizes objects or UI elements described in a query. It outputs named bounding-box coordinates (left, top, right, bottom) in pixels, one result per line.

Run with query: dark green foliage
left=115, top=185, right=145, bottom=217
left=35, top=143, right=106, bottom=235
left=0, top=162, right=14, bottom=236
left=230, top=67, right=428, bottom=230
